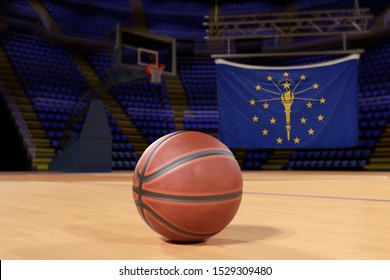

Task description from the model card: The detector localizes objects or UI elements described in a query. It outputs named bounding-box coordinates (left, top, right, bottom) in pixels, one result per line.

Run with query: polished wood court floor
left=0, top=171, right=390, bottom=260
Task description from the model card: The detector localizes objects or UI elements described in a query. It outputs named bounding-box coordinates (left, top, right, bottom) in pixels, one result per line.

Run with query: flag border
left=215, top=54, right=360, bottom=70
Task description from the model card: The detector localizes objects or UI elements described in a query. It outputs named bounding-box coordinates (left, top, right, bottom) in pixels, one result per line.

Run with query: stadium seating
left=1, top=35, right=139, bottom=169
left=1, top=0, right=40, bottom=22
left=244, top=149, right=270, bottom=169
left=178, top=59, right=219, bottom=135
left=40, top=0, right=133, bottom=40
left=220, top=0, right=285, bottom=15
left=142, top=0, right=208, bottom=40
left=179, top=59, right=218, bottom=111
left=298, top=0, right=389, bottom=16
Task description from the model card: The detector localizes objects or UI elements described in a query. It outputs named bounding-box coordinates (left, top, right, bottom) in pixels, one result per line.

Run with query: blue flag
left=216, top=55, right=360, bottom=148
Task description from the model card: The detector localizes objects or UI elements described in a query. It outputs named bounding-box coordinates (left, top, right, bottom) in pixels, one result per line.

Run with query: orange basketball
left=132, top=131, right=243, bottom=242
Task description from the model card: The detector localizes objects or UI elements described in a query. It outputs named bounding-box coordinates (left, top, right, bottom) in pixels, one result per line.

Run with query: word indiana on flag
left=216, top=54, right=360, bottom=148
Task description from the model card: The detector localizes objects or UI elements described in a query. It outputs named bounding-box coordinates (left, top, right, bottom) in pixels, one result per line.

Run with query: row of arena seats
left=144, top=15, right=206, bottom=40
left=220, top=1, right=285, bottom=14
left=41, top=0, right=133, bottom=40
left=298, top=0, right=388, bottom=16
left=358, top=40, right=390, bottom=100
left=142, top=0, right=209, bottom=16
left=1, top=0, right=40, bottom=22
left=112, top=160, right=137, bottom=170
left=244, top=150, right=269, bottom=169
left=292, top=149, right=371, bottom=160
left=71, top=0, right=132, bottom=12
left=127, top=108, right=176, bottom=143
left=143, top=0, right=210, bottom=40
left=183, top=111, right=219, bottom=134
left=287, top=160, right=367, bottom=170
left=179, top=59, right=218, bottom=110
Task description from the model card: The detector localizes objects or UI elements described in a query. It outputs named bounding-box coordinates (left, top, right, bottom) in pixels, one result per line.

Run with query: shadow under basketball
left=162, top=224, right=283, bottom=246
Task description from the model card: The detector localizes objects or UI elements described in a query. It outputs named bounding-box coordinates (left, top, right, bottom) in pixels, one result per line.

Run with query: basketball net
left=145, top=63, right=165, bottom=84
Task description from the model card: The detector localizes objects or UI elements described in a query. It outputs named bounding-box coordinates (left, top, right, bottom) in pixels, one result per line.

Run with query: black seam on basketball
left=136, top=131, right=187, bottom=228
left=134, top=199, right=221, bottom=238
left=139, top=150, right=235, bottom=182
left=133, top=186, right=242, bottom=203
left=139, top=131, right=186, bottom=177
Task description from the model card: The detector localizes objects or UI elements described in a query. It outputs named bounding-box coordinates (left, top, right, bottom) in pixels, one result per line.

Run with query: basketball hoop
left=145, top=63, right=165, bottom=84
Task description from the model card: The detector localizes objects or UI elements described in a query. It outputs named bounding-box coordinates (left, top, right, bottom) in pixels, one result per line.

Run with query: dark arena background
left=1, top=0, right=390, bottom=261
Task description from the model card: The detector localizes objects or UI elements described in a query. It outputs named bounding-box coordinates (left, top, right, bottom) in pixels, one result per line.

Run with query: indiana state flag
left=216, top=54, right=359, bottom=148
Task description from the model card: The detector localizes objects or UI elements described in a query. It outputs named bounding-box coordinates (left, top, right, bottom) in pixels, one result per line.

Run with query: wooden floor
left=0, top=171, right=390, bottom=260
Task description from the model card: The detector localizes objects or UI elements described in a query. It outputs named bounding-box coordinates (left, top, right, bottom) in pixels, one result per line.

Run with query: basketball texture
left=132, top=131, right=243, bottom=242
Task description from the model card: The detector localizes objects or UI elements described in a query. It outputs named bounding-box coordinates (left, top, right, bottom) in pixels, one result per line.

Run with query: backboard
left=115, top=24, right=176, bottom=77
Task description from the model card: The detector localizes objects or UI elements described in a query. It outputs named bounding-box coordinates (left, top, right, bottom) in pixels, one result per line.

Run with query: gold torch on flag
left=252, top=72, right=324, bottom=143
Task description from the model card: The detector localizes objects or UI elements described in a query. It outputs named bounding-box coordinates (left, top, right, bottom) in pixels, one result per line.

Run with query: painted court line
left=245, top=176, right=389, bottom=182
left=245, top=191, right=390, bottom=203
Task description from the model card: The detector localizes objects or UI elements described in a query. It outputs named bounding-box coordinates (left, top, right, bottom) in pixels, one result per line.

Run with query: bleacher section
left=1, top=35, right=140, bottom=170
left=298, top=0, right=356, bottom=10
left=179, top=59, right=219, bottom=135
left=1, top=35, right=89, bottom=151
left=179, top=59, right=217, bottom=111
left=1, top=0, right=40, bottom=22
left=220, top=0, right=285, bottom=15
left=40, top=0, right=133, bottom=40
left=298, top=0, right=389, bottom=17
left=142, top=0, right=208, bottom=40
left=71, top=0, right=132, bottom=13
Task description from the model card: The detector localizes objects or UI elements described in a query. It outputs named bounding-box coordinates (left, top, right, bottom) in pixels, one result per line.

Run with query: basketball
left=132, top=131, right=243, bottom=242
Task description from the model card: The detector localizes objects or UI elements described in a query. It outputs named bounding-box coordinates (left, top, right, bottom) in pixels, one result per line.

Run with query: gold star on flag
left=276, top=137, right=283, bottom=144
left=252, top=115, right=259, bottom=122
left=308, top=128, right=315, bottom=135
left=313, top=83, right=319, bottom=89
left=282, top=81, right=291, bottom=89
left=263, top=102, right=269, bottom=109
left=270, top=117, right=276, bottom=124
left=283, top=72, right=289, bottom=77
left=300, top=117, right=307, bottom=124
left=250, top=99, right=256, bottom=105
left=306, top=102, right=313, bottom=108
left=255, top=85, right=261, bottom=90
left=267, top=75, right=273, bottom=81
left=294, top=137, right=300, bottom=144
left=300, top=74, right=306, bottom=80
left=320, top=97, right=326, bottom=104
left=317, top=114, right=324, bottom=121
left=262, top=129, right=268, bottom=136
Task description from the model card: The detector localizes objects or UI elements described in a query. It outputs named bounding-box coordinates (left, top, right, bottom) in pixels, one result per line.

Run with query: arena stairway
left=365, top=123, right=390, bottom=170
left=29, top=0, right=61, bottom=32
left=68, top=50, right=149, bottom=157
left=0, top=45, right=55, bottom=171
left=261, top=149, right=294, bottom=170
left=164, top=76, right=189, bottom=131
